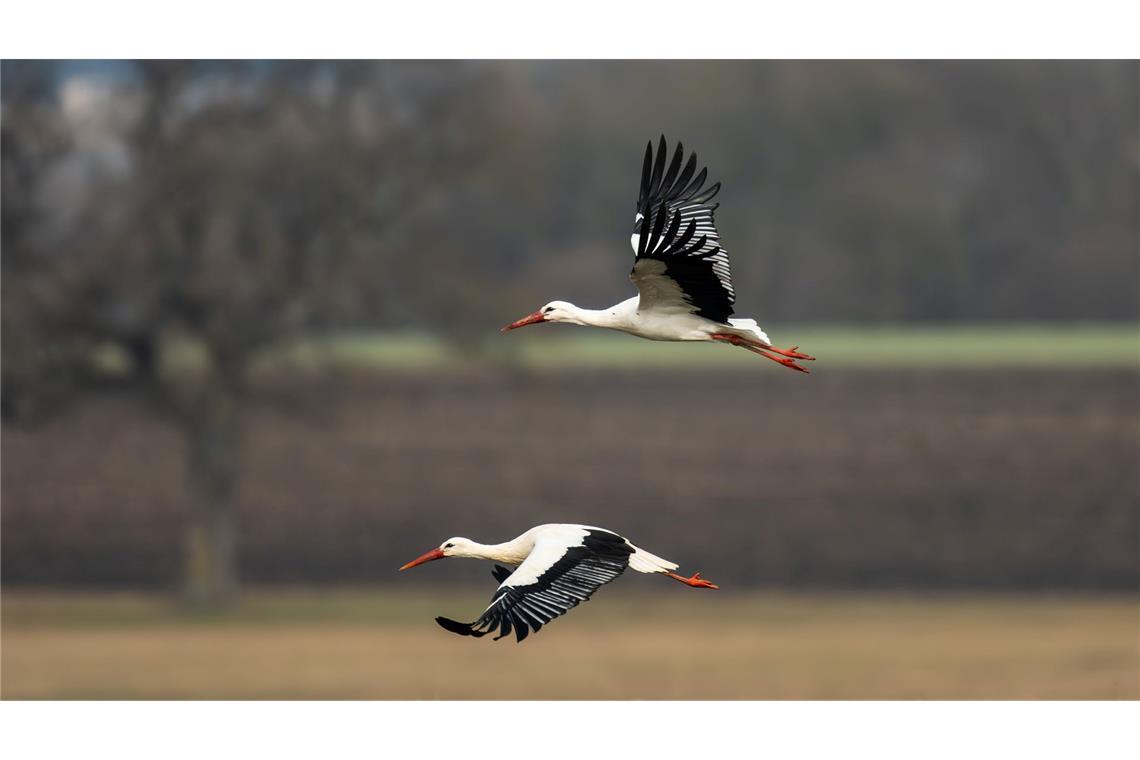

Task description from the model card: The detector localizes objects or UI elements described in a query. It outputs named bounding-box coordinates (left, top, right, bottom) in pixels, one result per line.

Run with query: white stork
left=503, top=136, right=815, bottom=373
left=398, top=523, right=718, bottom=642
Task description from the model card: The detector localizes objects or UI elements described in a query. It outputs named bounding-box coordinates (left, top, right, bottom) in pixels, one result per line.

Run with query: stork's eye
left=543, top=306, right=554, bottom=314
left=444, top=542, right=454, bottom=549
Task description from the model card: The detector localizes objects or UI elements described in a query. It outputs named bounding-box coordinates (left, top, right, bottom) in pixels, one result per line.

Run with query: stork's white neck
left=556, top=301, right=632, bottom=330
left=454, top=535, right=533, bottom=566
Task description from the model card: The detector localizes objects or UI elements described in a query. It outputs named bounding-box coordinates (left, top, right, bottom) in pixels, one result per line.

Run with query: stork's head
left=501, top=301, right=577, bottom=332
left=398, top=537, right=477, bottom=571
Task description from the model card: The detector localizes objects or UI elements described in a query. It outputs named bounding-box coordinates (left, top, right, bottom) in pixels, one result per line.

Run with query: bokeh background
left=2, top=60, right=1137, bottom=699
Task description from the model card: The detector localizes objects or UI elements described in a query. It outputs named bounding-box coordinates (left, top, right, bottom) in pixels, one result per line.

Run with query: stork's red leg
left=709, top=333, right=811, bottom=373
left=664, top=571, right=719, bottom=590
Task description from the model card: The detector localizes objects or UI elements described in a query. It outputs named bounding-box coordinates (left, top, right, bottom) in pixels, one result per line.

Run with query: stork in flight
left=502, top=136, right=815, bottom=373
left=398, top=523, right=718, bottom=642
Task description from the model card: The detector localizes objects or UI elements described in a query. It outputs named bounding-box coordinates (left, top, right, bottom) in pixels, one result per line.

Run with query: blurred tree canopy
left=2, top=60, right=1136, bottom=604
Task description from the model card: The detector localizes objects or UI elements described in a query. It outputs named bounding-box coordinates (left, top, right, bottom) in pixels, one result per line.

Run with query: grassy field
left=260, top=323, right=1140, bottom=371
left=3, top=589, right=1136, bottom=700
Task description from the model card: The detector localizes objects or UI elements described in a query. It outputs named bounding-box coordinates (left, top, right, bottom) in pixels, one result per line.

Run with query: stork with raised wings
left=398, top=523, right=718, bottom=642
left=502, top=137, right=814, bottom=373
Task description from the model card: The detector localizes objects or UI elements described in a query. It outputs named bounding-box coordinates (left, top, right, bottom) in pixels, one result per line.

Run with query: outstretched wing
left=436, top=528, right=632, bottom=642
left=629, top=136, right=735, bottom=324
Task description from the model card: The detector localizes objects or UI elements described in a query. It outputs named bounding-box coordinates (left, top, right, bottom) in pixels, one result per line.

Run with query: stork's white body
left=548, top=296, right=771, bottom=345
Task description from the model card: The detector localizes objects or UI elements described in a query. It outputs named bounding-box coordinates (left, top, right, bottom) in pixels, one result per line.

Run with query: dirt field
left=2, top=367, right=1136, bottom=588
left=2, top=589, right=1135, bottom=699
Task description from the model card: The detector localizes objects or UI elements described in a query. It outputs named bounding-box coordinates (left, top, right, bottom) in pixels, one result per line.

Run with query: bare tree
left=2, top=60, right=523, bottom=605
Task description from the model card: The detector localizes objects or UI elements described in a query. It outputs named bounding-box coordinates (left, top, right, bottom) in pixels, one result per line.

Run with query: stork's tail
left=727, top=318, right=771, bottom=345
left=627, top=544, right=679, bottom=574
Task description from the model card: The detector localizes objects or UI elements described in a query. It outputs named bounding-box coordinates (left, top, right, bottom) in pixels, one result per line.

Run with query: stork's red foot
left=765, top=344, right=815, bottom=361
left=665, top=571, right=720, bottom=590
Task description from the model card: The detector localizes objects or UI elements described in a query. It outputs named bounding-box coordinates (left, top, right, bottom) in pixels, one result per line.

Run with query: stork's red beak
left=399, top=547, right=445, bottom=571
left=501, top=310, right=546, bottom=332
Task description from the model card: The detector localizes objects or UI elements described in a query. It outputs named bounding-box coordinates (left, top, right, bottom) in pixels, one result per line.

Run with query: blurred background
left=2, top=60, right=1137, bottom=699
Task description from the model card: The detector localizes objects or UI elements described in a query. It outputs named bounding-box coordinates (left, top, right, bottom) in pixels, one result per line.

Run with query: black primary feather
left=435, top=616, right=487, bottom=637
left=647, top=136, right=667, bottom=202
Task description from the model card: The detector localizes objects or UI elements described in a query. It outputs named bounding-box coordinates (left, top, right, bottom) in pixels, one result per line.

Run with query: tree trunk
left=182, top=383, right=241, bottom=608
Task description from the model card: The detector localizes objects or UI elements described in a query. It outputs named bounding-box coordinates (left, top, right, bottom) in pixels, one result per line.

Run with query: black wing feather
left=491, top=564, right=514, bottom=584
left=435, top=615, right=488, bottom=637
left=660, top=141, right=684, bottom=197
left=679, top=166, right=707, bottom=201
left=647, top=136, right=667, bottom=202
left=666, top=152, right=697, bottom=200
